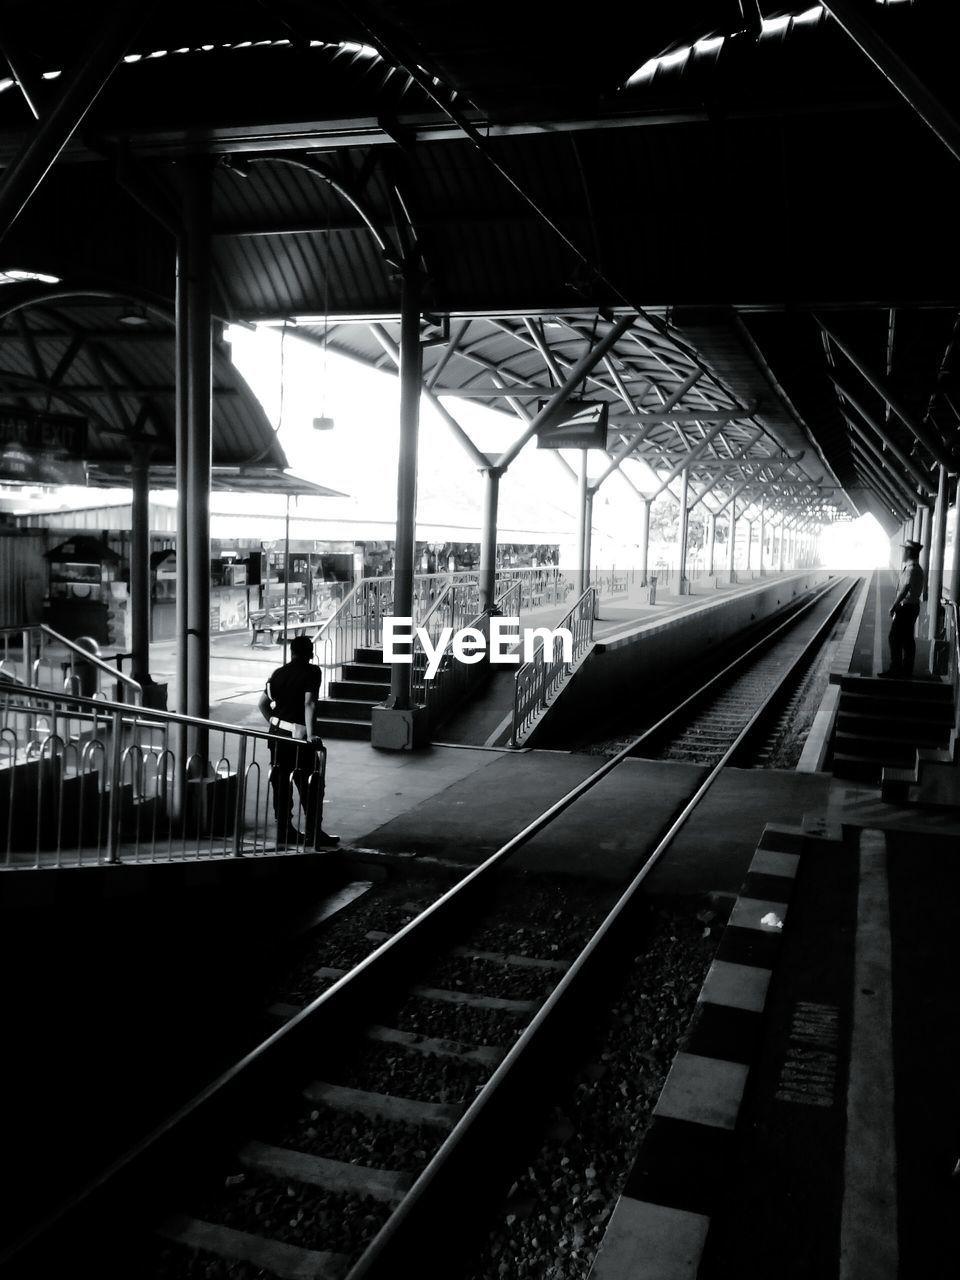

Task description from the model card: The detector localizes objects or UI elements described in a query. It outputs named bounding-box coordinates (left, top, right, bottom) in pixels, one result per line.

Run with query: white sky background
left=224, top=324, right=658, bottom=561
left=225, top=324, right=903, bottom=570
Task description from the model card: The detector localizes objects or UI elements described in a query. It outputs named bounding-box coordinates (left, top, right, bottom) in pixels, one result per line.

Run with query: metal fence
left=0, top=682, right=325, bottom=868
left=511, top=588, right=596, bottom=746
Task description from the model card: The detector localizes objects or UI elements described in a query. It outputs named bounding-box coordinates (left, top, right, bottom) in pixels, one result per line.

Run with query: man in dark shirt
left=882, top=539, right=925, bottom=678
left=257, top=635, right=339, bottom=849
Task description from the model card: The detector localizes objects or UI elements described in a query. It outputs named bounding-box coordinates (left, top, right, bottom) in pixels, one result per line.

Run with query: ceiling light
left=118, top=303, right=149, bottom=327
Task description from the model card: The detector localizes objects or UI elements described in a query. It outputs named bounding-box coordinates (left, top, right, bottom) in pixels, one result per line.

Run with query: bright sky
left=225, top=323, right=905, bottom=571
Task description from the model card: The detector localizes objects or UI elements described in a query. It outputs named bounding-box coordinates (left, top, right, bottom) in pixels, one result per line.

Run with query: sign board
left=0, top=408, right=87, bottom=485
left=535, top=400, right=609, bottom=450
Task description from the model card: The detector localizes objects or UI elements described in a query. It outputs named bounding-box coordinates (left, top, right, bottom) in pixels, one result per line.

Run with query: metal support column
left=928, top=465, right=949, bottom=639
left=744, top=519, right=753, bottom=572
left=479, top=467, right=502, bottom=613
left=576, top=451, right=590, bottom=592
left=371, top=267, right=428, bottom=749
left=129, top=448, right=152, bottom=685
left=639, top=499, right=651, bottom=588
left=919, top=505, right=932, bottom=591
left=757, top=509, right=765, bottom=576
left=183, top=160, right=212, bottom=728
left=949, top=489, right=960, bottom=602
left=677, top=467, right=689, bottom=593
left=778, top=516, right=786, bottom=571
left=706, top=511, right=716, bottom=576
left=728, top=503, right=737, bottom=583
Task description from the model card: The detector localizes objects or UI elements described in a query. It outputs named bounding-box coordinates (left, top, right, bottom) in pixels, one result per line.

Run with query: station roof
left=1, top=3, right=959, bottom=529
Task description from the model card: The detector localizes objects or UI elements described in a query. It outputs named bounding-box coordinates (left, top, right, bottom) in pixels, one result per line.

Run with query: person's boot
left=314, top=829, right=340, bottom=849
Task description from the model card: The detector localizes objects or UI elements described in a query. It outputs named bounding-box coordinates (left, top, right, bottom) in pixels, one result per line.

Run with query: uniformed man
left=257, top=634, right=339, bottom=848
left=882, top=539, right=925, bottom=678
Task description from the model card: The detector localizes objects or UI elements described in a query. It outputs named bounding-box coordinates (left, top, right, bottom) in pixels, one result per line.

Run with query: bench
left=250, top=613, right=324, bottom=647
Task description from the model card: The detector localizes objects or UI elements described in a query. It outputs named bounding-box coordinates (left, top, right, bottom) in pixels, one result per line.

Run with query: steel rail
left=0, top=577, right=854, bottom=1276
left=348, top=575, right=859, bottom=1278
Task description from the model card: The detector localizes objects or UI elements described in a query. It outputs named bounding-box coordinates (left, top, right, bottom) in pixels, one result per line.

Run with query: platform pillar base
left=371, top=705, right=430, bottom=751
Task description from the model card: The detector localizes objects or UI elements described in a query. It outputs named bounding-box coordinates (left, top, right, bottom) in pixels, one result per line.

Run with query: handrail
left=511, top=586, right=596, bottom=745
left=39, top=624, right=144, bottom=704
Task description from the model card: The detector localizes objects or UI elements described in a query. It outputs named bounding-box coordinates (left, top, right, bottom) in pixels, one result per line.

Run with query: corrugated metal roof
left=0, top=290, right=290, bottom=482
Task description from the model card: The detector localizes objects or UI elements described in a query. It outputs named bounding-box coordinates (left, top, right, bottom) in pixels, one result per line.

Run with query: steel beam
left=820, top=1, right=960, bottom=167
left=591, top=368, right=703, bottom=493
left=615, top=407, right=755, bottom=427
left=647, top=419, right=730, bottom=500
left=0, top=2, right=146, bottom=243
left=839, top=409, right=919, bottom=508
left=819, top=317, right=951, bottom=468
left=831, top=373, right=935, bottom=494
left=927, top=464, right=949, bottom=636
left=497, top=314, right=635, bottom=469
left=849, top=444, right=909, bottom=522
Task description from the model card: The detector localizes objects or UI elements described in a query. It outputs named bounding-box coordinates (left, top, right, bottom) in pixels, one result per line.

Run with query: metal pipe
left=0, top=2, right=146, bottom=243
left=949, top=490, right=960, bottom=602
left=820, top=1, right=960, bottom=167
left=479, top=468, right=502, bottom=612
left=173, top=231, right=189, bottom=818
left=388, top=267, right=423, bottom=710
left=757, top=508, right=765, bottom=576
left=778, top=516, right=786, bottom=571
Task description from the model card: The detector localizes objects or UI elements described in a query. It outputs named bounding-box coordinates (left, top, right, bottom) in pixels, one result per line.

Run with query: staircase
left=830, top=674, right=954, bottom=785
left=315, top=646, right=391, bottom=740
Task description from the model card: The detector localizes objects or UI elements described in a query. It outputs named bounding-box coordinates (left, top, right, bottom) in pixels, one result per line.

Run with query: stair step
left=837, top=695, right=954, bottom=722
left=354, top=647, right=385, bottom=665
left=836, top=711, right=952, bottom=738
left=832, top=752, right=883, bottom=783
left=342, top=662, right=392, bottom=685
left=308, top=717, right=370, bottom=741
left=833, top=732, right=937, bottom=761
left=328, top=679, right=390, bottom=702
left=839, top=674, right=950, bottom=699
left=314, top=698, right=374, bottom=722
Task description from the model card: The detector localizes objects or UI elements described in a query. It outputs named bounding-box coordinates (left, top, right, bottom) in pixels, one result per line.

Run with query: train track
left=593, top=575, right=857, bottom=766
left=1, top=577, right=857, bottom=1280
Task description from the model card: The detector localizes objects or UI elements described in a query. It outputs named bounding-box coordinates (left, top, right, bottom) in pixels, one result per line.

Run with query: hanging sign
left=0, top=408, right=87, bottom=484
left=536, top=400, right=609, bottom=450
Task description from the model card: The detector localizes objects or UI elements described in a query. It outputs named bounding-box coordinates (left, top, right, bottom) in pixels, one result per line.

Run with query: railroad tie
left=237, top=1140, right=413, bottom=1205
left=157, top=1212, right=350, bottom=1280
left=365, top=930, right=570, bottom=971
left=302, top=1080, right=463, bottom=1130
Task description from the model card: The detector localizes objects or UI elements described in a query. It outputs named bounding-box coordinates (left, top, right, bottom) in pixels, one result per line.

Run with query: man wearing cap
left=883, top=539, right=925, bottom=677
left=257, top=634, right=339, bottom=849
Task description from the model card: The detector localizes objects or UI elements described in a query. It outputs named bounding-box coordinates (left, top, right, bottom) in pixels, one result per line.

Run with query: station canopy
left=1, top=2, right=959, bottom=530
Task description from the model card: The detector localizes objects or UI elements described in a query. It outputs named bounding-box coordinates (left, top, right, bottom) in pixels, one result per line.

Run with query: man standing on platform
left=883, top=539, right=925, bottom=678
left=258, top=634, right=339, bottom=848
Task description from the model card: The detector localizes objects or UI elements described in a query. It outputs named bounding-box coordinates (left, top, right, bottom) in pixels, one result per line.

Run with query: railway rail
left=0, top=576, right=857, bottom=1280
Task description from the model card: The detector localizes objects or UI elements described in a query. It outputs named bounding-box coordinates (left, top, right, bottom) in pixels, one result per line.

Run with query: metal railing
left=312, top=568, right=570, bottom=683
left=415, top=610, right=494, bottom=728
left=0, top=624, right=143, bottom=705
left=0, top=681, right=325, bottom=868
left=511, top=587, right=596, bottom=746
